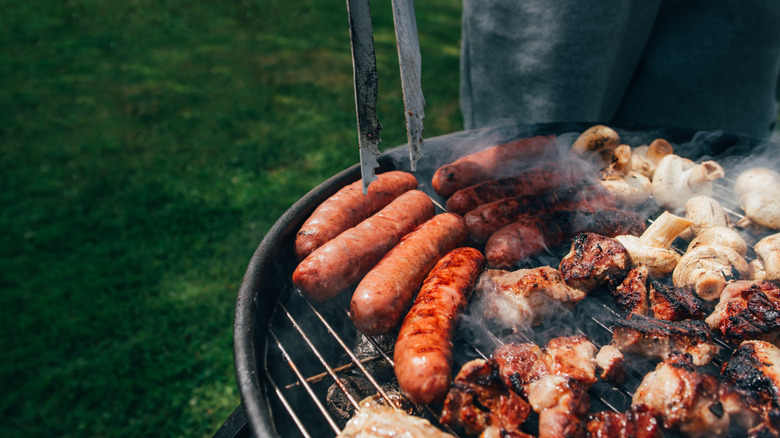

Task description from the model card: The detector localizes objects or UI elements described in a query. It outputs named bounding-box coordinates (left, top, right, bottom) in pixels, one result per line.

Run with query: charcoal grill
left=217, top=122, right=779, bottom=438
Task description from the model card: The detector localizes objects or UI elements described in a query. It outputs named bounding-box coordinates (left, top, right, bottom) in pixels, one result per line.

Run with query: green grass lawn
left=0, top=0, right=462, bottom=436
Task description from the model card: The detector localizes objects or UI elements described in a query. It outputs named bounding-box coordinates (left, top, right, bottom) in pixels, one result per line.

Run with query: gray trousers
left=460, top=0, right=780, bottom=139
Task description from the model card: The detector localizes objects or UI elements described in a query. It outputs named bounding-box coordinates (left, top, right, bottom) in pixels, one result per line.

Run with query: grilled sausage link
left=485, top=209, right=646, bottom=269
left=393, top=247, right=485, bottom=404
left=292, top=190, right=434, bottom=302
left=464, top=185, right=615, bottom=244
left=350, top=213, right=469, bottom=335
left=294, top=170, right=418, bottom=261
left=445, top=162, right=589, bottom=216
left=431, top=135, right=557, bottom=198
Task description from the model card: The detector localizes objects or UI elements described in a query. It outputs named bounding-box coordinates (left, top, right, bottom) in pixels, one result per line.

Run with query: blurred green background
left=1, top=0, right=462, bottom=436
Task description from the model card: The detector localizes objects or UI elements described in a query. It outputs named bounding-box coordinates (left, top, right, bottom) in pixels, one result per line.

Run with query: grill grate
left=261, top=180, right=768, bottom=438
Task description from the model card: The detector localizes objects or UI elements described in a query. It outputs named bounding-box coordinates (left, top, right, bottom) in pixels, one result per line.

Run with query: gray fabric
left=460, top=0, right=780, bottom=139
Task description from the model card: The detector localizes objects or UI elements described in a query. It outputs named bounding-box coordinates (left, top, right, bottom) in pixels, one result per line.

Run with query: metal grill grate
left=260, top=178, right=769, bottom=438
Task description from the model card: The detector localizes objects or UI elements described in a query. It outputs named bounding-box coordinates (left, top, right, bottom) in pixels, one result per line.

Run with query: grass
left=0, top=0, right=462, bottom=436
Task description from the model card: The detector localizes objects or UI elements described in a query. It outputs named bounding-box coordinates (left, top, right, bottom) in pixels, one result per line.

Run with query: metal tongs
left=346, top=0, right=425, bottom=194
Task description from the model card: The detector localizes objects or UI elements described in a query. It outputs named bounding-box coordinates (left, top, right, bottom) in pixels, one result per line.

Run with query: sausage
left=294, top=170, right=418, bottom=261
left=464, top=185, right=615, bottom=244
left=349, top=213, right=468, bottom=335
left=292, top=190, right=434, bottom=301
left=431, top=135, right=557, bottom=198
left=485, top=209, right=646, bottom=269
left=393, top=247, right=484, bottom=404
left=445, top=162, right=589, bottom=216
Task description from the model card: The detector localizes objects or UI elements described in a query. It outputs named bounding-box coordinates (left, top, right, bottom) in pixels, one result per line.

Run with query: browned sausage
left=294, top=170, right=418, bottom=261
left=393, top=247, right=485, bottom=404
left=431, top=135, right=557, bottom=198
left=349, top=213, right=468, bottom=335
left=445, top=162, right=589, bottom=216
left=292, top=190, right=434, bottom=302
left=485, top=209, right=646, bottom=269
left=464, top=185, right=615, bottom=244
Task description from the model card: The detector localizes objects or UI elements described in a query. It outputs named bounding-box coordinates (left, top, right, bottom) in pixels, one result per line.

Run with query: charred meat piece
left=337, top=396, right=457, bottom=438
left=559, top=233, right=631, bottom=293
left=648, top=280, right=706, bottom=321
left=542, top=335, right=600, bottom=387
left=595, top=345, right=627, bottom=385
left=477, top=266, right=586, bottom=328
left=611, top=313, right=718, bottom=366
left=585, top=404, right=663, bottom=438
left=491, top=341, right=548, bottom=390
left=611, top=264, right=650, bottom=316
left=632, top=353, right=730, bottom=438
left=526, top=374, right=590, bottom=438
left=440, top=359, right=531, bottom=436
left=705, top=280, right=780, bottom=345
left=720, top=340, right=780, bottom=435
left=485, top=208, right=647, bottom=269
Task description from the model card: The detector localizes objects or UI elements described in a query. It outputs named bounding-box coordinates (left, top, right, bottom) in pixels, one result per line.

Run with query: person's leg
left=460, top=0, right=661, bottom=130
left=612, top=0, right=780, bottom=139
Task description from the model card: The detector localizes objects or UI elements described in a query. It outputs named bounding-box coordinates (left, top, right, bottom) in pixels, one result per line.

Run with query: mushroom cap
left=741, top=192, right=780, bottom=230
left=754, top=233, right=780, bottom=281
left=734, top=167, right=780, bottom=200
left=600, top=174, right=651, bottom=208
left=687, top=226, right=747, bottom=257
left=684, top=196, right=729, bottom=236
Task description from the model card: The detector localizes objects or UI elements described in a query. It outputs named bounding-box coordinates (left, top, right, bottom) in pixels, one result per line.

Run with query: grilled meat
left=611, top=313, right=718, bottom=366
left=612, top=264, right=650, bottom=316
left=559, top=233, right=631, bottom=293
left=585, top=404, right=663, bottom=438
left=632, top=353, right=730, bottom=438
left=337, top=396, right=457, bottom=438
left=705, top=280, right=780, bottom=344
left=526, top=374, right=590, bottom=438
left=720, top=340, right=780, bottom=434
left=648, top=281, right=706, bottom=321
left=440, top=358, right=531, bottom=436
left=595, top=344, right=627, bottom=384
left=443, top=336, right=599, bottom=437
left=477, top=266, right=586, bottom=328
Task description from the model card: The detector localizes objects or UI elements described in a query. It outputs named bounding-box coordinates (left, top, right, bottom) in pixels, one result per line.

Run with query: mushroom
left=687, top=226, right=747, bottom=257
left=684, top=196, right=729, bottom=236
left=571, top=124, right=620, bottom=165
left=753, top=233, right=780, bottom=282
left=672, top=244, right=749, bottom=301
left=740, top=191, right=780, bottom=230
left=599, top=144, right=652, bottom=207
left=651, top=154, right=725, bottom=213
left=734, top=167, right=780, bottom=200
left=628, top=138, right=674, bottom=179
left=614, top=211, right=693, bottom=278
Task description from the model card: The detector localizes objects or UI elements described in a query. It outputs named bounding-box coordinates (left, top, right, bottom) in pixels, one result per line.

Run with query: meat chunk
left=439, top=359, right=531, bottom=436
left=443, top=336, right=599, bottom=438
left=611, top=313, right=718, bottom=366
left=585, top=404, right=663, bottom=438
left=648, top=280, right=706, bottom=321
left=595, top=344, right=627, bottom=384
left=526, top=374, right=590, bottom=438
left=632, top=353, right=730, bottom=438
left=720, top=340, right=780, bottom=435
left=611, top=264, right=650, bottom=316
left=559, top=233, right=631, bottom=292
left=705, top=280, right=780, bottom=345
left=337, top=396, right=457, bottom=438
left=477, top=266, right=586, bottom=328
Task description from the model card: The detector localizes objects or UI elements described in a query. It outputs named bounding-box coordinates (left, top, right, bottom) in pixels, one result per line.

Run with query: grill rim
left=233, top=121, right=766, bottom=438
